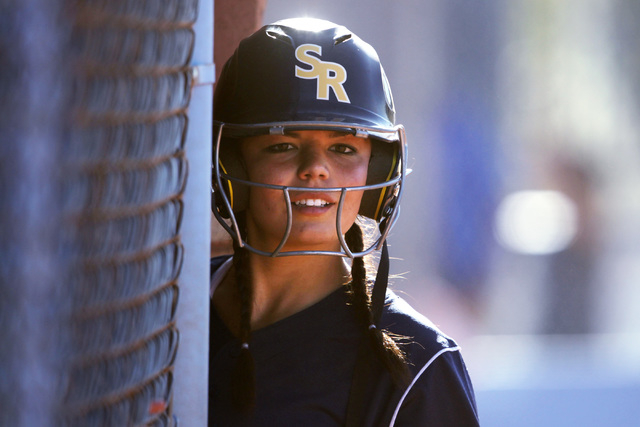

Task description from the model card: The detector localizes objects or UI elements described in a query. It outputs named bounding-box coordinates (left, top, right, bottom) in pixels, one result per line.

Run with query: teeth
left=294, top=199, right=329, bottom=207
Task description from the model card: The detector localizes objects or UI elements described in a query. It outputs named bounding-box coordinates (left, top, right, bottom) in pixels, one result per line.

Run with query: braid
left=345, top=223, right=410, bottom=385
left=231, top=236, right=256, bottom=411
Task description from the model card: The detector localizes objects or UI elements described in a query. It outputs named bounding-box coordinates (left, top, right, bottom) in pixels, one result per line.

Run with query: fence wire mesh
left=61, top=0, right=198, bottom=425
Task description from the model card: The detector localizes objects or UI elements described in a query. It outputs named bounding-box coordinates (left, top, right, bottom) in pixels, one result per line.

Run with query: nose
left=297, top=146, right=329, bottom=181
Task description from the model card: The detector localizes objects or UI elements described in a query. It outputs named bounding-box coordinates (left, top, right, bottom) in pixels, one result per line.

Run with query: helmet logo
left=295, top=44, right=351, bottom=103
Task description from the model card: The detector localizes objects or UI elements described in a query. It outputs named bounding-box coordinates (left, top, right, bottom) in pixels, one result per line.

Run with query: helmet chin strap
left=345, top=239, right=390, bottom=426
left=371, top=239, right=389, bottom=327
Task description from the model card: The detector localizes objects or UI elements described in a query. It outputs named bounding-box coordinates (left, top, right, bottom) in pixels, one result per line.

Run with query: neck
left=248, top=254, right=349, bottom=329
left=212, top=252, right=350, bottom=334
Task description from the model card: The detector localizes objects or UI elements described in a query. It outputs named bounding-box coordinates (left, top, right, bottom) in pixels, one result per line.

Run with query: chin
left=276, top=229, right=341, bottom=251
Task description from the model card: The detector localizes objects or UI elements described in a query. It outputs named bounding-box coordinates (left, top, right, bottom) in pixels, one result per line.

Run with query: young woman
left=209, top=18, right=480, bottom=426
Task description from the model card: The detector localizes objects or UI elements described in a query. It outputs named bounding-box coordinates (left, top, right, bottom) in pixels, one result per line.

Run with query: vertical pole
left=0, top=1, right=70, bottom=425
left=173, top=0, right=214, bottom=424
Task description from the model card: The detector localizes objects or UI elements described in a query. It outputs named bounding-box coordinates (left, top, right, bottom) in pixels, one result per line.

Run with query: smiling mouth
left=292, top=199, right=333, bottom=208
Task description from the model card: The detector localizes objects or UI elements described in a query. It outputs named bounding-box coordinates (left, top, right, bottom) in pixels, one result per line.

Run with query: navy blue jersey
left=209, top=256, right=479, bottom=426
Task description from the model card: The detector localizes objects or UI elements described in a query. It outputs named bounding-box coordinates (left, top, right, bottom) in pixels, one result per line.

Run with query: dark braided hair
left=345, top=222, right=410, bottom=385
left=231, top=231, right=256, bottom=411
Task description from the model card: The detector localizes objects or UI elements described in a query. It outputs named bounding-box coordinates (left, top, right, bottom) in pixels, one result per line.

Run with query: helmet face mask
left=211, top=18, right=407, bottom=258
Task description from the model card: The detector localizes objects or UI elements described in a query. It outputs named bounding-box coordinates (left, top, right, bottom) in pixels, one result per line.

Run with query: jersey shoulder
left=382, top=290, right=459, bottom=367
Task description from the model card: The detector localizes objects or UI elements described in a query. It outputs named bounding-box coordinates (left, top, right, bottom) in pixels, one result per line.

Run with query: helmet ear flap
left=212, top=138, right=250, bottom=218
left=359, top=140, right=400, bottom=221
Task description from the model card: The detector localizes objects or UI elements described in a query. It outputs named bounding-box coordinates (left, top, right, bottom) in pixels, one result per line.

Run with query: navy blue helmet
left=212, top=18, right=407, bottom=257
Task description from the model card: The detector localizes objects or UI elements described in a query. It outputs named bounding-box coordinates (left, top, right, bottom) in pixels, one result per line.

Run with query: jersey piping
left=388, top=345, right=462, bottom=427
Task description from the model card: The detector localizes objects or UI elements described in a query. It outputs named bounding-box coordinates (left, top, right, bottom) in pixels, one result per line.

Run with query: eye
left=330, top=144, right=356, bottom=154
left=266, top=143, right=296, bottom=153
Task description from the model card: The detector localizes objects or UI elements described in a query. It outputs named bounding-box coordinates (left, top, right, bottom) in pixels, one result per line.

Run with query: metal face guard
left=211, top=122, right=407, bottom=258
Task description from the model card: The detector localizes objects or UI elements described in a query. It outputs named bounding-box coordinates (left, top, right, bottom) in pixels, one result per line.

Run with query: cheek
left=246, top=161, right=292, bottom=186
left=245, top=167, right=290, bottom=212
left=248, top=187, right=283, bottom=213
left=343, top=161, right=370, bottom=186
left=340, top=191, right=365, bottom=233
left=339, top=160, right=369, bottom=212
left=345, top=191, right=364, bottom=213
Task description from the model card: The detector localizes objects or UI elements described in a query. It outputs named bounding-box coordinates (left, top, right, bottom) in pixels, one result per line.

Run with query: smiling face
left=240, top=130, right=371, bottom=253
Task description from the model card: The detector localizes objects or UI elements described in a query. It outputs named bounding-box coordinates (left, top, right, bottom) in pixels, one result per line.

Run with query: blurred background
left=262, top=0, right=640, bottom=425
